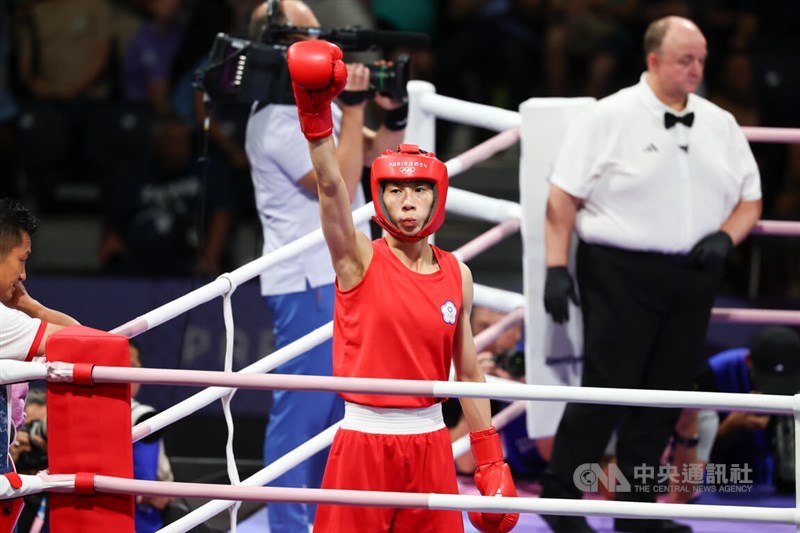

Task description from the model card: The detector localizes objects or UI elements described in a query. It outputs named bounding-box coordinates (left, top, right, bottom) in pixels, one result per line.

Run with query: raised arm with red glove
left=469, top=426, right=519, bottom=533
left=286, top=40, right=348, bottom=141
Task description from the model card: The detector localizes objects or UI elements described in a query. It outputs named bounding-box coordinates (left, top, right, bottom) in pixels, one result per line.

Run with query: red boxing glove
left=468, top=426, right=519, bottom=533
left=286, top=40, right=347, bottom=140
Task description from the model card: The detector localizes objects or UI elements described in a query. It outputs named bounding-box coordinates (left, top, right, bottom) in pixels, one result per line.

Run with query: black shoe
left=615, top=518, right=692, bottom=532
left=541, top=513, right=597, bottom=533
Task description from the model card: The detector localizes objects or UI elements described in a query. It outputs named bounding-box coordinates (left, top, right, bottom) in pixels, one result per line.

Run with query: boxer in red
left=285, top=39, right=519, bottom=532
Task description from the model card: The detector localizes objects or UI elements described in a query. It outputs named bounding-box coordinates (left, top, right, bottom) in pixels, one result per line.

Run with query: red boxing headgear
left=370, top=144, right=448, bottom=241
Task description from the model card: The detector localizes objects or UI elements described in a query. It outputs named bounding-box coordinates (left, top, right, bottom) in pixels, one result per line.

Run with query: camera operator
left=243, top=2, right=407, bottom=532
left=446, top=306, right=551, bottom=481
left=473, top=306, right=526, bottom=382
left=9, top=389, right=47, bottom=475
left=446, top=305, right=523, bottom=473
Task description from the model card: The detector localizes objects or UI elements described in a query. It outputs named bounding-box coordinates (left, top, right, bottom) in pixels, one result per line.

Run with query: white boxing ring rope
left=3, top=362, right=800, bottom=527
left=3, top=361, right=793, bottom=415
left=740, top=127, right=800, bottom=143
left=9, top=84, right=798, bottom=530
left=2, top=473, right=795, bottom=526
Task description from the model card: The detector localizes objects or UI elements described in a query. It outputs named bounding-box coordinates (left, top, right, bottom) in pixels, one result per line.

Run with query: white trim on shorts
left=340, top=402, right=446, bottom=435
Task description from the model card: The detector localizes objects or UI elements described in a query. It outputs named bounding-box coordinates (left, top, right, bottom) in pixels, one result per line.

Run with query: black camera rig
left=199, top=25, right=429, bottom=106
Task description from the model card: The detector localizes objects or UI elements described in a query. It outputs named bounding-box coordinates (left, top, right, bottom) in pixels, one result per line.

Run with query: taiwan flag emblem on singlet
left=440, top=300, right=457, bottom=324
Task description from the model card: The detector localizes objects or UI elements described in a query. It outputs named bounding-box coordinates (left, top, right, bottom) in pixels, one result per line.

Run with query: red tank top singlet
left=333, top=238, right=463, bottom=407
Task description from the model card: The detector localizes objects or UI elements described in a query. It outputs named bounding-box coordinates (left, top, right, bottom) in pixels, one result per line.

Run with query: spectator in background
left=446, top=305, right=523, bottom=473
left=772, top=145, right=800, bottom=296
left=99, top=113, right=234, bottom=277
left=16, top=0, right=113, bottom=103
left=122, top=0, right=186, bottom=113
left=244, top=2, right=407, bottom=531
left=14, top=0, right=114, bottom=212
left=168, top=0, right=251, bottom=218
left=166, top=0, right=248, bottom=173
left=543, top=0, right=639, bottom=98
left=434, top=0, right=545, bottom=154
left=370, top=0, right=438, bottom=83
left=0, top=5, right=18, bottom=198
left=447, top=305, right=551, bottom=482
left=669, top=326, right=800, bottom=502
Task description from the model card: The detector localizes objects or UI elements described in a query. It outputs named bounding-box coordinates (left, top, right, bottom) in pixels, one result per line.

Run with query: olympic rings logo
left=398, top=166, right=417, bottom=175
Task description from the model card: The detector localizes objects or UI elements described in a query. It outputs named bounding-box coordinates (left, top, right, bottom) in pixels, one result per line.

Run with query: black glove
left=544, top=266, right=579, bottom=324
left=688, top=231, right=733, bottom=267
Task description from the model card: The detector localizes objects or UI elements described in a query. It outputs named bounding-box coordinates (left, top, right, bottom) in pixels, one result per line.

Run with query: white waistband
left=341, top=402, right=445, bottom=435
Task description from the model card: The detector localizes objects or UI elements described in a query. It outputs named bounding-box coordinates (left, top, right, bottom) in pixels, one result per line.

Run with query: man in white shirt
left=0, top=198, right=79, bottom=521
left=244, top=3, right=406, bottom=531
left=540, top=17, right=762, bottom=533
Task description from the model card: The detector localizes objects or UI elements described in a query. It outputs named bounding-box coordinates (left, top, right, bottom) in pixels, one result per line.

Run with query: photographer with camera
left=447, top=305, right=522, bottom=474
left=241, top=2, right=407, bottom=532
left=447, top=305, right=551, bottom=481
left=8, top=389, right=47, bottom=476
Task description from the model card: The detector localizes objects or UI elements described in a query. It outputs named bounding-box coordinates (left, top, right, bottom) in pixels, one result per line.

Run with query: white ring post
left=406, top=80, right=436, bottom=151
left=519, top=97, right=594, bottom=439
left=415, top=93, right=521, bottom=132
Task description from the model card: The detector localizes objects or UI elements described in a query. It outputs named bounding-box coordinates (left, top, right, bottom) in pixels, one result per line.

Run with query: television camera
left=199, top=24, right=430, bottom=106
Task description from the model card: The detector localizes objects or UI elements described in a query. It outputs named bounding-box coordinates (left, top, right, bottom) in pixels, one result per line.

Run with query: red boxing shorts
left=314, top=403, right=463, bottom=532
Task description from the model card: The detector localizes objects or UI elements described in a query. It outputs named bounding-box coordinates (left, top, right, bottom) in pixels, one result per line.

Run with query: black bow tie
left=664, top=112, right=694, bottom=129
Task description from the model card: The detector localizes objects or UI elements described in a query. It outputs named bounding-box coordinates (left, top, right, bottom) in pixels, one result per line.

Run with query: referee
left=540, top=16, right=762, bottom=533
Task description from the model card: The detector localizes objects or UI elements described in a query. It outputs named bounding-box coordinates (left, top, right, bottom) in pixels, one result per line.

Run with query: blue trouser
left=133, top=440, right=163, bottom=532
left=263, top=283, right=344, bottom=533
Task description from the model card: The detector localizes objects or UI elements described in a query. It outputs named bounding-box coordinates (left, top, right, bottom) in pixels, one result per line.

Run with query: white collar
left=637, top=72, right=696, bottom=120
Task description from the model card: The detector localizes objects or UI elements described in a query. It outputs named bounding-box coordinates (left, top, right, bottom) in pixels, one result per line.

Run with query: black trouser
left=541, top=241, right=723, bottom=503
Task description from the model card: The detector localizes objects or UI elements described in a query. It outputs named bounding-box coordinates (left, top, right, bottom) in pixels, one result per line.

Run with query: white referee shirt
left=245, top=103, right=369, bottom=296
left=0, top=303, right=44, bottom=361
left=550, top=73, right=762, bottom=254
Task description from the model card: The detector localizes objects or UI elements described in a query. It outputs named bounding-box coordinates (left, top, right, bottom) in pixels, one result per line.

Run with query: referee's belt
left=583, top=241, right=694, bottom=266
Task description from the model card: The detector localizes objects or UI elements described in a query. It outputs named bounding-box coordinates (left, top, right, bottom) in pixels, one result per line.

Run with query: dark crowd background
left=2, top=0, right=800, bottom=461
left=2, top=0, right=800, bottom=292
